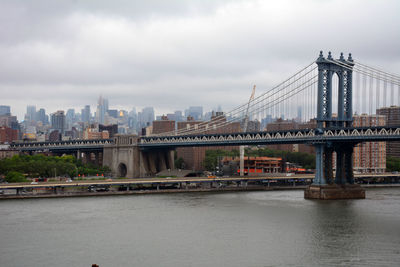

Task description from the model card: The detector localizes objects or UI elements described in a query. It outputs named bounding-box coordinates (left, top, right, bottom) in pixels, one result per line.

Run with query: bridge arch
left=118, top=162, right=127, bottom=178
left=331, top=72, right=339, bottom=116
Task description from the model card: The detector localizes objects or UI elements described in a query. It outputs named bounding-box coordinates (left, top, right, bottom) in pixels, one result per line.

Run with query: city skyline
left=2, top=100, right=223, bottom=123
left=1, top=0, right=399, bottom=121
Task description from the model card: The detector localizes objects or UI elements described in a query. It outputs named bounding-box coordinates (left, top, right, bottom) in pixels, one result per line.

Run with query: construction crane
left=240, top=85, right=256, bottom=177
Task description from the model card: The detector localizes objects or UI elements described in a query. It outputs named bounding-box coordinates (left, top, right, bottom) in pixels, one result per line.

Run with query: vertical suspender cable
left=376, top=73, right=380, bottom=120
left=390, top=83, right=394, bottom=106
left=356, top=71, right=360, bottom=114
left=362, top=71, right=367, bottom=114
left=369, top=74, right=373, bottom=115
left=383, top=80, right=387, bottom=108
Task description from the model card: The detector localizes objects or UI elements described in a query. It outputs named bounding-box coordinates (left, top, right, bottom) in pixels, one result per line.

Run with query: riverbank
left=1, top=183, right=399, bottom=200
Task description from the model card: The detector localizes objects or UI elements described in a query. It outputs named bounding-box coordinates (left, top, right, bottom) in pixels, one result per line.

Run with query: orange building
left=222, top=156, right=283, bottom=175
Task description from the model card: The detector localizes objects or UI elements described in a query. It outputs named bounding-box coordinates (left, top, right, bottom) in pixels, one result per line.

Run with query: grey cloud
left=0, top=0, right=399, bottom=120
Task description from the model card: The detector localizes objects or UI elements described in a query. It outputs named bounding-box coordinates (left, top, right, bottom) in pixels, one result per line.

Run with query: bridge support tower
left=103, top=135, right=174, bottom=178
left=305, top=51, right=365, bottom=199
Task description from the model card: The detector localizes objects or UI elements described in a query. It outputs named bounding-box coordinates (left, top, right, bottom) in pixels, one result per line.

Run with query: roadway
left=1, top=173, right=399, bottom=190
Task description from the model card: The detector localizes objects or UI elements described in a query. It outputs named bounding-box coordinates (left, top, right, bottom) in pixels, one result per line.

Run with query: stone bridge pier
left=103, top=135, right=174, bottom=178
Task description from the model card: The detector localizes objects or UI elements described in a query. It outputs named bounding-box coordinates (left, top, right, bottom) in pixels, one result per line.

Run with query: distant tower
left=26, top=105, right=36, bottom=122
left=297, top=106, right=302, bottom=122
left=96, top=96, right=108, bottom=124
left=51, top=110, right=66, bottom=134
left=0, top=105, right=11, bottom=116
left=37, top=108, right=47, bottom=124
left=81, top=105, right=91, bottom=124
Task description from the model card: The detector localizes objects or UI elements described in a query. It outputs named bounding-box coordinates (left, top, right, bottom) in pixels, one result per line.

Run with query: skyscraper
left=66, top=109, right=75, bottom=130
left=25, top=105, right=36, bottom=122
left=0, top=105, right=11, bottom=116
left=138, top=107, right=155, bottom=128
left=81, top=105, right=91, bottom=124
left=96, top=96, right=108, bottom=124
left=36, top=108, right=47, bottom=125
left=51, top=110, right=66, bottom=134
left=185, top=106, right=203, bottom=120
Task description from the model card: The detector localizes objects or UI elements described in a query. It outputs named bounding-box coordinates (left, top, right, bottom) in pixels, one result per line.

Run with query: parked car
left=88, top=185, right=110, bottom=192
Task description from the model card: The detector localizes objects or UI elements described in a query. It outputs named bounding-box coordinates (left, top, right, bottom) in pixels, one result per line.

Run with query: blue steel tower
left=312, top=51, right=356, bottom=187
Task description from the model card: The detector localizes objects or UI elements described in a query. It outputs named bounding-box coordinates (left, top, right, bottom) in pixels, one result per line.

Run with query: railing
left=10, top=139, right=114, bottom=150
left=8, top=126, right=400, bottom=150
left=139, top=126, right=400, bottom=147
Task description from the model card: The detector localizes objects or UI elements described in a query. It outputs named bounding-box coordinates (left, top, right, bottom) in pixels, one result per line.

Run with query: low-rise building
left=221, top=156, right=283, bottom=175
left=0, top=126, right=19, bottom=144
left=0, top=145, right=18, bottom=159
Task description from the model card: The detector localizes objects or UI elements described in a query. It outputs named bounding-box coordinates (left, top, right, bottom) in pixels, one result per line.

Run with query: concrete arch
left=118, top=162, right=127, bottom=177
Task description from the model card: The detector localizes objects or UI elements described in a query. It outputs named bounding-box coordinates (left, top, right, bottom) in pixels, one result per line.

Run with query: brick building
left=377, top=106, right=400, bottom=158
left=83, top=128, right=110, bottom=140
left=351, top=114, right=386, bottom=173
left=0, top=126, right=19, bottom=144
left=152, top=116, right=175, bottom=135
left=175, top=113, right=241, bottom=171
left=99, top=124, right=119, bottom=138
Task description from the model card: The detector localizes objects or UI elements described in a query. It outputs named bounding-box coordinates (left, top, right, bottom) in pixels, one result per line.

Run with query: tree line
left=0, top=154, right=111, bottom=183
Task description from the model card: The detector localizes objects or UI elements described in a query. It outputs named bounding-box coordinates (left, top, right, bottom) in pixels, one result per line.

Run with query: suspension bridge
left=11, top=51, right=400, bottom=199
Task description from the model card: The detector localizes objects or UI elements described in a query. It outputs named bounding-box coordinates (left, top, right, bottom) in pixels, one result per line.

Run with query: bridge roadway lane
left=0, top=173, right=399, bottom=190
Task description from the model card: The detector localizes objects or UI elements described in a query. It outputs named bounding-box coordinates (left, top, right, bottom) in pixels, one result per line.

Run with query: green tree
left=174, top=157, right=185, bottom=169
left=387, top=156, right=400, bottom=172
left=5, top=171, right=28, bottom=183
left=0, top=154, right=111, bottom=180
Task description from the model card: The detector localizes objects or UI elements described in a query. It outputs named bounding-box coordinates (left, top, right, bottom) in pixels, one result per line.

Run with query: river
left=0, top=188, right=399, bottom=267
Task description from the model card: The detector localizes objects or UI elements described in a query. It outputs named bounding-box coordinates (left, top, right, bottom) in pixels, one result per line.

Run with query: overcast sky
left=1, top=0, right=399, bottom=120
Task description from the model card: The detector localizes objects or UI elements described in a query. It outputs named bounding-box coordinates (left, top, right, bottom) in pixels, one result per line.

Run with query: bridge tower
left=306, top=51, right=365, bottom=199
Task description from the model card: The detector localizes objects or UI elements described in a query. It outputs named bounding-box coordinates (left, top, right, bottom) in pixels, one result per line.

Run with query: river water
left=1, top=188, right=399, bottom=267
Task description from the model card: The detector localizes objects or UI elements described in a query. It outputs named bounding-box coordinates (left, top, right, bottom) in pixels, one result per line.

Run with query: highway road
left=1, top=173, right=399, bottom=190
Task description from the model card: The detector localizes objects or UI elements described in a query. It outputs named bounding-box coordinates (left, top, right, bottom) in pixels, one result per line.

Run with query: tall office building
left=96, top=96, right=108, bottom=124
left=377, top=106, right=400, bottom=158
left=51, top=110, right=66, bottom=134
left=297, top=106, right=303, bottom=122
left=0, top=105, right=11, bottom=116
left=66, top=109, right=75, bottom=120
left=81, top=105, right=91, bottom=124
left=25, top=105, right=36, bottom=122
left=138, top=107, right=155, bottom=128
left=128, top=107, right=138, bottom=130
left=36, top=108, right=47, bottom=125
left=174, top=111, right=183, bottom=122
left=185, top=106, right=203, bottom=121
left=66, top=109, right=75, bottom=130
